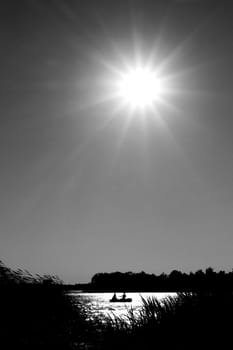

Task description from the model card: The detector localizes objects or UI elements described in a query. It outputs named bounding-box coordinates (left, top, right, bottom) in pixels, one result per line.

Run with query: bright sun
left=117, top=66, right=162, bottom=110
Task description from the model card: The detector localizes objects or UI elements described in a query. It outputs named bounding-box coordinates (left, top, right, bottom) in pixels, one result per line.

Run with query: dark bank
left=71, top=268, right=233, bottom=292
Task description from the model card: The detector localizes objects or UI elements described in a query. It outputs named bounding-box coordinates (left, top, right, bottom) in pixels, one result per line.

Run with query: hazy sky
left=1, top=0, right=233, bottom=282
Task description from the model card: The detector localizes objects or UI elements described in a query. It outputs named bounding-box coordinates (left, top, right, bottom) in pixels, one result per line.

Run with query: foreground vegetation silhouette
left=1, top=260, right=233, bottom=349
left=0, top=260, right=95, bottom=349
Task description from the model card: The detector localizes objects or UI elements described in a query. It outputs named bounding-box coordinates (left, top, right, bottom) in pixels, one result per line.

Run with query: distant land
left=65, top=269, right=233, bottom=292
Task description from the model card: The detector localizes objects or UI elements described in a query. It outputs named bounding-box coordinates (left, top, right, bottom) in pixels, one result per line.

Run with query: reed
left=96, top=291, right=233, bottom=349
left=0, top=261, right=95, bottom=349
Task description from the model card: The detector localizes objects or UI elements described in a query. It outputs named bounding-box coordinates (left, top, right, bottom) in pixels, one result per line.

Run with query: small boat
left=110, top=297, right=132, bottom=303
left=110, top=293, right=132, bottom=303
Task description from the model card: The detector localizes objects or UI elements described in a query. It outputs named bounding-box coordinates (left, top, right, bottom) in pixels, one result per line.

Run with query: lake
left=68, top=291, right=177, bottom=319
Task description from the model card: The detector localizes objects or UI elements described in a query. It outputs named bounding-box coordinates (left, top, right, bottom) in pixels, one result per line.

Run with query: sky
left=1, top=0, right=233, bottom=283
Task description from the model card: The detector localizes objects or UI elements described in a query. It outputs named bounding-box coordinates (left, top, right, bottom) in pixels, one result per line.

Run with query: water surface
left=69, top=291, right=176, bottom=318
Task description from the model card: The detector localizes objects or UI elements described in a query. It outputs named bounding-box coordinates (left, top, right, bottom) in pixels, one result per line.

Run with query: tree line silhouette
left=73, top=268, right=233, bottom=292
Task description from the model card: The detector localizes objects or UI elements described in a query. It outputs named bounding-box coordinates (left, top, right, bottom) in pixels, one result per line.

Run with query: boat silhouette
left=109, top=293, right=132, bottom=303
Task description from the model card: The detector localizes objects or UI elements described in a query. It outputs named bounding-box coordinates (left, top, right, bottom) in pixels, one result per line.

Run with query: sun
left=117, top=66, right=162, bottom=110
left=86, top=54, right=172, bottom=119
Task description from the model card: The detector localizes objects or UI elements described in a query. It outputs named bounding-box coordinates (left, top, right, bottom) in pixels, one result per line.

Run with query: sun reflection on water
left=69, top=292, right=176, bottom=319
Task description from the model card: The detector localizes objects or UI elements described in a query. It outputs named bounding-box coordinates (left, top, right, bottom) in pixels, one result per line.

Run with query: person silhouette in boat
left=121, top=292, right=126, bottom=300
left=112, top=292, right=117, bottom=301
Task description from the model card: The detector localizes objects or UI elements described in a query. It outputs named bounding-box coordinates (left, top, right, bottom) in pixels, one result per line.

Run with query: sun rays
left=62, top=2, right=213, bottom=171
